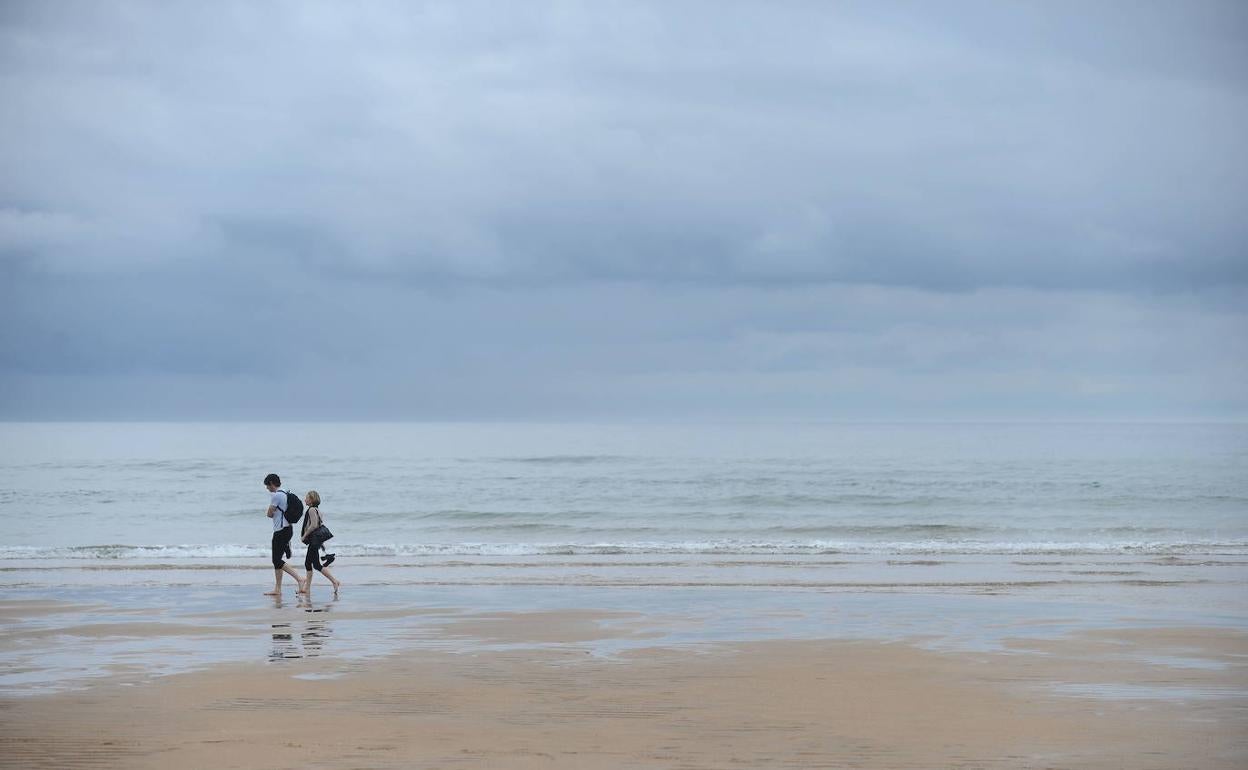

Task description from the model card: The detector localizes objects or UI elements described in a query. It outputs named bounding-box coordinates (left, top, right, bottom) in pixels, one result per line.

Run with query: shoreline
left=3, top=552, right=1247, bottom=695
left=3, top=553, right=1246, bottom=767
left=2, top=603, right=1245, bottom=769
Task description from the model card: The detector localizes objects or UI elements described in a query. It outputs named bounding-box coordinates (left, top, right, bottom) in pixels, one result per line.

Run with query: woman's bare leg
left=321, top=566, right=341, bottom=593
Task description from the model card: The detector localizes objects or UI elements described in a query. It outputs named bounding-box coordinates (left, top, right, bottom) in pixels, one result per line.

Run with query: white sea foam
left=3, top=539, right=1247, bottom=561
left=0, top=544, right=265, bottom=560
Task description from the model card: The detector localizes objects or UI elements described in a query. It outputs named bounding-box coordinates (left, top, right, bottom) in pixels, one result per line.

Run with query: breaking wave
left=3, top=539, right=1247, bottom=561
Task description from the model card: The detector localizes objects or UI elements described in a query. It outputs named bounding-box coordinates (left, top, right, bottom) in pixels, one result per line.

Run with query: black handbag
left=308, top=524, right=333, bottom=547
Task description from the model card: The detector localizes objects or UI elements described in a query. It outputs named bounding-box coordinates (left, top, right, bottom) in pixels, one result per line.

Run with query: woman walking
left=298, top=490, right=341, bottom=594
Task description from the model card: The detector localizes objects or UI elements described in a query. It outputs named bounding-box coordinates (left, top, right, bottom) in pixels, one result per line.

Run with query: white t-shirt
left=271, top=490, right=291, bottom=532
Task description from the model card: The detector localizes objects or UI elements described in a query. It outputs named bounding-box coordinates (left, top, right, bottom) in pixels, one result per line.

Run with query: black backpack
left=279, top=491, right=304, bottom=525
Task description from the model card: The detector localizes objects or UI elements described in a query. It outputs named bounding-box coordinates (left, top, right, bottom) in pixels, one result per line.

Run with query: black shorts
left=271, top=526, right=293, bottom=569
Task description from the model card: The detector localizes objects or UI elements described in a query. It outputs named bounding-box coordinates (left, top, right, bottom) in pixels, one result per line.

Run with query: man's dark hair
left=263, top=473, right=281, bottom=487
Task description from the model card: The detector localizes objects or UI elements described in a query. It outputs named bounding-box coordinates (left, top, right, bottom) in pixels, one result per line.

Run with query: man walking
left=263, top=473, right=306, bottom=596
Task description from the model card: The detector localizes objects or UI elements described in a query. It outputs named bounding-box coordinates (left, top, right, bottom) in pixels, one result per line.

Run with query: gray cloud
left=1, top=1, right=1245, bottom=419
left=3, top=277, right=1244, bottom=419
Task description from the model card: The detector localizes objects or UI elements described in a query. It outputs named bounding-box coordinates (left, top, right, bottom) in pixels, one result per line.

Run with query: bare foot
left=264, top=590, right=279, bottom=596
left=331, top=580, right=341, bottom=593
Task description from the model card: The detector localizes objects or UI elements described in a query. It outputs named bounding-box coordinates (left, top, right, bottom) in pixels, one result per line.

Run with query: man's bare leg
left=265, top=568, right=283, bottom=596
left=282, top=562, right=307, bottom=593
left=267, top=563, right=304, bottom=595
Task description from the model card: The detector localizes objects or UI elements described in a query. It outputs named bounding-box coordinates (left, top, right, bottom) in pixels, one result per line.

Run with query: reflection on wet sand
left=269, top=596, right=336, bottom=662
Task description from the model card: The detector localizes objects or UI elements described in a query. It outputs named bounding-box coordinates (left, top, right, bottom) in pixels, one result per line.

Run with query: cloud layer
left=2, top=1, right=1245, bottom=419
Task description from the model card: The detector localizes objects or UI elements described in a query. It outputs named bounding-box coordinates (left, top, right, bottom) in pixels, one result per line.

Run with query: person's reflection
left=299, top=595, right=335, bottom=657
left=269, top=621, right=299, bottom=661
left=268, top=595, right=336, bottom=661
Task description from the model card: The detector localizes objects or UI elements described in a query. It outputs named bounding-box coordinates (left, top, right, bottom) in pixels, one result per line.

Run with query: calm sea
left=1, top=422, right=1245, bottom=560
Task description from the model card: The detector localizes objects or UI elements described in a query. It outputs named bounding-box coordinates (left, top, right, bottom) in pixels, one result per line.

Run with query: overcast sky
left=1, top=1, right=1245, bottom=421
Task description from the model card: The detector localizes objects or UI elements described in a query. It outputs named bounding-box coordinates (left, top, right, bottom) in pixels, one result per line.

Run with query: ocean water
left=4, top=422, right=1248, bottom=694
left=1, top=421, right=1245, bottom=560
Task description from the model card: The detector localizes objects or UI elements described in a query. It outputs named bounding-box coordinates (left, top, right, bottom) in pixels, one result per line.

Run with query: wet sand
left=2, top=556, right=1246, bottom=768
left=2, top=604, right=1246, bottom=769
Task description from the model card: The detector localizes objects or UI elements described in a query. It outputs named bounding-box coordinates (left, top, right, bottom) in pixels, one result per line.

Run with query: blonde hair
left=305, top=490, right=321, bottom=507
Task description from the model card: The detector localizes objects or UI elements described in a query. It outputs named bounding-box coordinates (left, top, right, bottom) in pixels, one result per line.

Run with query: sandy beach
left=3, top=0, right=1247, bottom=755
left=2, top=588, right=1246, bottom=770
